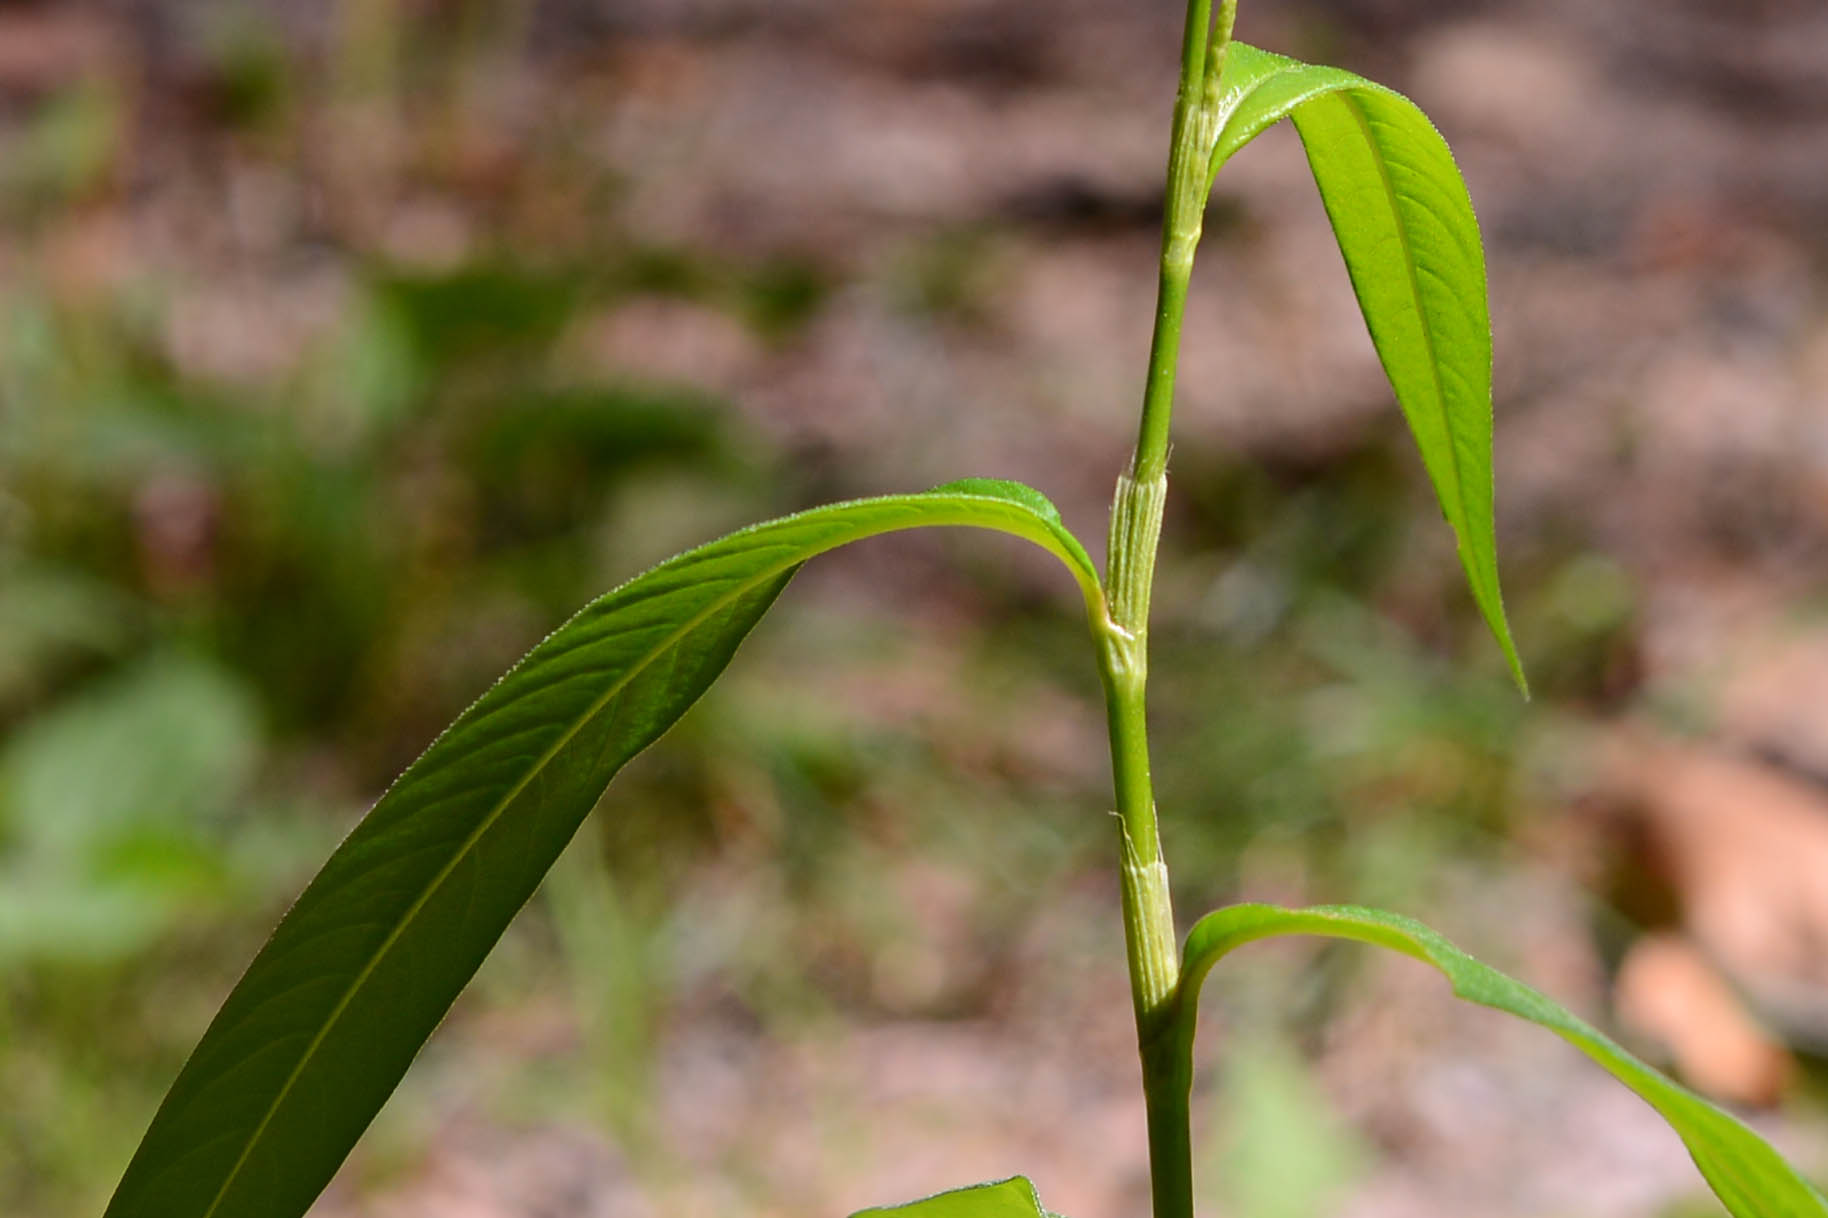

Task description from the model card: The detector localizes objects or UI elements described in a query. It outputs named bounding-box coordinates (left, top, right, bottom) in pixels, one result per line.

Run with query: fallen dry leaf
left=1600, top=730, right=1828, bottom=1077
left=1614, top=932, right=1791, bottom=1108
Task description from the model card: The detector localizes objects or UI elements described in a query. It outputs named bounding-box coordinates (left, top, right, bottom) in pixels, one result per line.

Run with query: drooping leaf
left=1176, top=904, right=1828, bottom=1218
left=851, top=1175, right=1060, bottom=1218
left=106, top=484, right=1101, bottom=1218
left=1209, top=44, right=1526, bottom=695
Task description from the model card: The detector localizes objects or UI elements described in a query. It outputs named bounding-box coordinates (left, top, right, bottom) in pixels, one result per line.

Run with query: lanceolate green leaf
left=106, top=482, right=1101, bottom=1218
left=1176, top=904, right=1828, bottom=1218
left=1209, top=44, right=1526, bottom=695
left=850, top=1175, right=1059, bottom=1218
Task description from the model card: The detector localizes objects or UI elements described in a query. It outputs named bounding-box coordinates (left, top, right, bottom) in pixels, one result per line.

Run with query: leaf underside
left=1210, top=43, right=1526, bottom=695
left=106, top=482, right=1100, bottom=1218
left=1179, top=904, right=1828, bottom=1218
left=850, top=1175, right=1058, bottom=1218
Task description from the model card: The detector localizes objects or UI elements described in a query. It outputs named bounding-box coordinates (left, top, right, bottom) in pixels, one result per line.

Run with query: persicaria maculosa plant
left=108, top=4, right=1826, bottom=1217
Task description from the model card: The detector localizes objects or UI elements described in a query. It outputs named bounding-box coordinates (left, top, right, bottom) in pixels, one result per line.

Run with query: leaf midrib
left=195, top=553, right=798, bottom=1218
left=1330, top=88, right=1479, bottom=588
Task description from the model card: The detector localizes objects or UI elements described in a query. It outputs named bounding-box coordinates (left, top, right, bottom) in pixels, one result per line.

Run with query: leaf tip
left=1496, top=626, right=1529, bottom=701
left=1489, top=608, right=1529, bottom=700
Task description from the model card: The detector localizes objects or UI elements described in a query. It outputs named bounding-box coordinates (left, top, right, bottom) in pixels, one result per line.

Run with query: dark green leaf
left=1209, top=44, right=1526, bottom=695
left=106, top=484, right=1101, bottom=1218
left=1177, top=904, right=1828, bottom=1217
left=850, top=1176, right=1058, bottom=1218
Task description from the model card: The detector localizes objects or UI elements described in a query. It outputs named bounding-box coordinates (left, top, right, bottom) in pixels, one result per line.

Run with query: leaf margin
left=848, top=1174, right=1058, bottom=1218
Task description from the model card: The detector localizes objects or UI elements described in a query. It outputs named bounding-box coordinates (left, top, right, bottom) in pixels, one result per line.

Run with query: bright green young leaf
left=851, top=1175, right=1059, bottom=1218
left=1176, top=904, right=1828, bottom=1218
left=1209, top=43, right=1526, bottom=695
left=105, top=482, right=1101, bottom=1218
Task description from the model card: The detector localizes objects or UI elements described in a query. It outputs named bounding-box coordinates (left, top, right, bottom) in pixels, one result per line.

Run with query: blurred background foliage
left=2, top=0, right=1826, bottom=1215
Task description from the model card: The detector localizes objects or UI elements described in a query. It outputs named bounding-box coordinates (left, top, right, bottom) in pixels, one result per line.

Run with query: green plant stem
left=1132, top=0, right=1233, bottom=484
left=1102, top=470, right=1187, bottom=1218
left=1099, top=3, right=1235, bottom=1217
